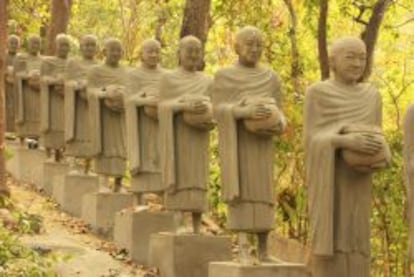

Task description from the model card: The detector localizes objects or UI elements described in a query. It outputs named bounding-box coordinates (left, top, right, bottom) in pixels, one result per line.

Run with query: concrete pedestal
left=208, top=262, right=309, bottom=277
left=114, top=209, right=177, bottom=265
left=42, top=161, right=69, bottom=196
left=54, top=174, right=99, bottom=217
left=149, top=233, right=232, bottom=277
left=6, top=144, right=45, bottom=186
left=82, top=192, right=134, bottom=237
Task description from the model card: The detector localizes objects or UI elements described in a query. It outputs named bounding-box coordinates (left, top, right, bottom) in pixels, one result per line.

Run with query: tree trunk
left=46, top=0, right=72, bottom=55
left=283, top=0, right=302, bottom=100
left=180, top=0, right=212, bottom=70
left=318, top=0, right=329, bottom=80
left=0, top=0, right=9, bottom=197
left=361, top=0, right=392, bottom=80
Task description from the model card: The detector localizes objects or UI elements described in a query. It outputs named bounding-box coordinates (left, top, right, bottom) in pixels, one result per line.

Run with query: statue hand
left=190, top=100, right=209, bottom=114
left=251, top=104, right=271, bottom=120
left=341, top=133, right=383, bottom=155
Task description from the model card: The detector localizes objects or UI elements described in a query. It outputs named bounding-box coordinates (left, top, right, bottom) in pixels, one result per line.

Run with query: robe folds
left=14, top=53, right=43, bottom=138
left=158, top=68, right=212, bottom=212
left=212, top=64, right=284, bottom=232
left=5, top=53, right=17, bottom=132
left=40, top=56, right=67, bottom=149
left=126, top=66, right=166, bottom=193
left=304, top=80, right=387, bottom=277
left=404, top=104, right=414, bottom=260
left=87, top=64, right=128, bottom=177
left=64, top=58, right=97, bottom=157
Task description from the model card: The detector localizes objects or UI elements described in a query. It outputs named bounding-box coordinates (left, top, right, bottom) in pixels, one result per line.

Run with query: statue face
left=8, top=38, right=19, bottom=53
left=56, top=39, right=70, bottom=59
left=141, top=44, right=160, bottom=69
left=105, top=43, right=123, bottom=66
left=237, top=33, right=263, bottom=67
left=81, top=39, right=97, bottom=60
left=28, top=38, right=41, bottom=55
left=179, top=41, right=202, bottom=72
left=332, top=42, right=366, bottom=83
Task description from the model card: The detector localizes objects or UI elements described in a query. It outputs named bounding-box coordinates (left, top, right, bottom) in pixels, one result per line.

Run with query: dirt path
left=7, top=176, right=154, bottom=277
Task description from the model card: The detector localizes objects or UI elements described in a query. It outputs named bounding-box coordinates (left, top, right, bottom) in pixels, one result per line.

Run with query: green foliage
left=0, top=226, right=56, bottom=277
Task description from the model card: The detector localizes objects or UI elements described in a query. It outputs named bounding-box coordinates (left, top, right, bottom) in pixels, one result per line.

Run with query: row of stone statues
left=4, top=26, right=402, bottom=277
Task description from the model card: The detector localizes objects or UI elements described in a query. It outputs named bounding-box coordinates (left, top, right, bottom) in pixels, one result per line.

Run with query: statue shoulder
left=306, top=81, right=327, bottom=96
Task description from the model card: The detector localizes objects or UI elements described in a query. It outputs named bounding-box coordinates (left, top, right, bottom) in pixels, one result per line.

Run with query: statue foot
left=258, top=254, right=281, bottom=264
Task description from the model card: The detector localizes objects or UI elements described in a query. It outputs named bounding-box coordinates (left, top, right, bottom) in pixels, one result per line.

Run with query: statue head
left=80, top=34, right=98, bottom=60
left=140, top=39, right=161, bottom=69
left=27, top=35, right=41, bottom=56
left=235, top=26, right=263, bottom=68
left=329, top=37, right=367, bottom=84
left=55, top=33, right=71, bottom=59
left=104, top=38, right=123, bottom=67
left=7, top=35, right=20, bottom=54
left=178, top=35, right=202, bottom=72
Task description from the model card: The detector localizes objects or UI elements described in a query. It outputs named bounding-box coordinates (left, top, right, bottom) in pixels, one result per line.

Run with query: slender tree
left=318, top=0, right=329, bottom=80
left=46, top=0, right=72, bottom=55
left=283, top=0, right=303, bottom=98
left=180, top=0, right=212, bottom=70
left=0, top=0, right=9, bottom=197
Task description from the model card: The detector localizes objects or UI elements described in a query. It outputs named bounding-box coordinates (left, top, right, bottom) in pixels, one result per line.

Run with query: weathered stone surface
left=82, top=192, right=133, bottom=237
left=114, top=208, right=177, bottom=265
left=209, top=262, right=310, bottom=277
left=54, top=174, right=99, bottom=217
left=148, top=232, right=232, bottom=277
left=6, top=143, right=46, bottom=186
left=42, top=161, right=69, bottom=196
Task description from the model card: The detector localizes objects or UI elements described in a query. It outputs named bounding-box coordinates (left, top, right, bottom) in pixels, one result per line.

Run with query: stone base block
left=82, top=192, right=134, bottom=237
left=54, top=174, right=99, bottom=217
left=42, top=161, right=69, bottom=196
left=114, top=209, right=177, bottom=265
left=6, top=144, right=45, bottom=186
left=149, top=233, right=232, bottom=277
left=209, top=262, right=309, bottom=277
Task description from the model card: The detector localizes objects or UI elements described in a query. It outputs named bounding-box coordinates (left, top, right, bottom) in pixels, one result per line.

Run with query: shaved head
left=235, top=26, right=263, bottom=47
left=329, top=37, right=366, bottom=60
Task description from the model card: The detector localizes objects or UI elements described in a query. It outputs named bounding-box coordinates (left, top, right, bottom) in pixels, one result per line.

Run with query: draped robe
left=5, top=52, right=17, bottom=132
left=304, top=80, right=386, bottom=277
left=404, top=104, right=414, bottom=260
left=126, top=66, right=166, bottom=193
left=87, top=64, right=128, bottom=177
left=212, top=64, right=284, bottom=232
left=64, top=58, right=97, bottom=157
left=40, top=56, right=67, bottom=149
left=14, top=53, right=43, bottom=138
left=158, top=69, right=212, bottom=212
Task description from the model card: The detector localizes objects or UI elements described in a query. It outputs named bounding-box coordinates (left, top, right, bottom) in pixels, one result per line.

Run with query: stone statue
left=14, top=35, right=43, bottom=146
left=5, top=35, right=20, bottom=133
left=64, top=35, right=98, bottom=174
left=404, top=103, right=414, bottom=260
left=212, top=26, right=286, bottom=264
left=158, top=36, right=214, bottom=233
left=126, top=39, right=167, bottom=205
left=304, top=37, right=391, bottom=277
left=87, top=38, right=128, bottom=192
left=40, top=34, right=71, bottom=162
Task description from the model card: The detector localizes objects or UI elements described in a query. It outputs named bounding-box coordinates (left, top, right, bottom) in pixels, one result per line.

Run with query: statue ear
left=177, top=49, right=181, bottom=66
left=234, top=42, right=241, bottom=56
left=329, top=55, right=336, bottom=73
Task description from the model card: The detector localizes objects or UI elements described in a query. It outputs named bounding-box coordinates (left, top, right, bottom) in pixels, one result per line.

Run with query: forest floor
left=5, top=175, right=157, bottom=277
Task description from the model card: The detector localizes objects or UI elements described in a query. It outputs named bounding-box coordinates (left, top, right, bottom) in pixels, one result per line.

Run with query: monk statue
left=158, top=36, right=214, bottom=234
left=404, top=102, right=414, bottom=260
left=5, top=35, right=20, bottom=134
left=304, top=37, right=391, bottom=277
left=87, top=38, right=128, bottom=192
left=212, top=26, right=286, bottom=264
left=14, top=35, right=43, bottom=147
left=40, top=34, right=71, bottom=162
left=126, top=39, right=167, bottom=205
left=64, top=35, right=98, bottom=174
